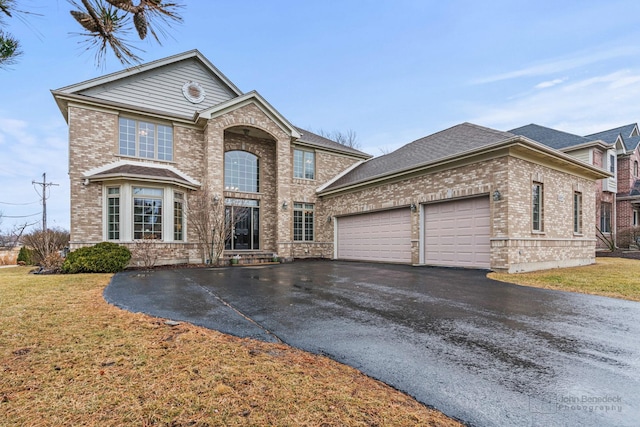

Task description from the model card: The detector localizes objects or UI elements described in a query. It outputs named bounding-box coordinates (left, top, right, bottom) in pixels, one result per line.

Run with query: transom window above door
left=119, top=118, right=173, bottom=161
left=224, top=150, right=259, bottom=193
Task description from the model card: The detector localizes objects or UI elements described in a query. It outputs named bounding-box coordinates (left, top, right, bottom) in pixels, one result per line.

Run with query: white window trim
left=293, top=202, right=315, bottom=241
left=102, top=182, right=186, bottom=243
left=293, top=148, right=316, bottom=180
left=118, top=117, right=174, bottom=162
left=532, top=182, right=544, bottom=233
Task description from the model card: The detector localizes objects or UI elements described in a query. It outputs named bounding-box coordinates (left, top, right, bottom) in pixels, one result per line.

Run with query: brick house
left=509, top=124, right=619, bottom=249
left=52, top=50, right=609, bottom=272
left=587, top=124, right=640, bottom=247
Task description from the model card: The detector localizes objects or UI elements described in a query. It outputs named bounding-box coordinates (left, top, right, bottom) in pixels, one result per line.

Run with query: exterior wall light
left=493, top=190, right=502, bottom=201
left=213, top=194, right=220, bottom=203
left=410, top=203, right=417, bottom=212
left=282, top=200, right=288, bottom=210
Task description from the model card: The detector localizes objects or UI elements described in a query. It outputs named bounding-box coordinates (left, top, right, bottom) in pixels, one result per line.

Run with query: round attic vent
left=182, top=81, right=206, bottom=104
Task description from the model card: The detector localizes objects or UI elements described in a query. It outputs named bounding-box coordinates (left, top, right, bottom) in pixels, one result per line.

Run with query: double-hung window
left=600, top=202, right=612, bottom=233
left=609, top=154, right=616, bottom=174
left=532, top=182, right=544, bottom=232
left=293, top=149, right=315, bottom=180
left=293, top=203, right=314, bottom=241
left=119, top=118, right=173, bottom=161
left=573, top=192, right=582, bottom=234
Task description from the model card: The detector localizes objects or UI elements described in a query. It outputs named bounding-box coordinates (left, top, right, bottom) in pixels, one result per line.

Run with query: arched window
left=224, top=151, right=259, bottom=193
left=634, top=160, right=638, bottom=177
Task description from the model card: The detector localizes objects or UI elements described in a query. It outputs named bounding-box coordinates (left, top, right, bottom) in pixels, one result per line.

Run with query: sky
left=3, top=0, right=640, bottom=231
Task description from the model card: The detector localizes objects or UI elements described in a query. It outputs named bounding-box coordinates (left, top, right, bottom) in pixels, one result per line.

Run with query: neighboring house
left=52, top=50, right=609, bottom=273
left=587, top=124, right=640, bottom=247
left=509, top=124, right=618, bottom=249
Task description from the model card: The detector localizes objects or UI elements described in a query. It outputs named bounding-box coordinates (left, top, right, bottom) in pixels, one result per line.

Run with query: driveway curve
left=105, top=260, right=640, bottom=426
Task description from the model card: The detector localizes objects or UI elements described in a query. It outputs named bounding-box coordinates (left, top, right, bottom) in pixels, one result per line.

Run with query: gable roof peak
left=54, top=49, right=242, bottom=96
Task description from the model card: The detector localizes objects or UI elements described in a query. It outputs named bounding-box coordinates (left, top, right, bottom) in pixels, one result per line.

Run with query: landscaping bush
left=62, top=242, right=131, bottom=274
left=17, top=246, right=33, bottom=265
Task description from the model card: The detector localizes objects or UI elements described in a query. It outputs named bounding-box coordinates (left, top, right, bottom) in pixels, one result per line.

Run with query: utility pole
left=32, top=172, right=59, bottom=231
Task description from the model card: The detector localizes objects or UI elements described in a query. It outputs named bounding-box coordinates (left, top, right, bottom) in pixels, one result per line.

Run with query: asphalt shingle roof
left=295, top=127, right=371, bottom=158
left=322, top=122, right=515, bottom=191
left=586, top=124, right=640, bottom=151
left=87, top=164, right=194, bottom=186
left=509, top=124, right=593, bottom=150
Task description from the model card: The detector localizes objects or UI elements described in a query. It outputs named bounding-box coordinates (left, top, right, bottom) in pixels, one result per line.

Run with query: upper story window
left=634, top=161, right=638, bottom=177
left=119, top=118, right=173, bottom=161
left=609, top=154, right=616, bottom=174
left=532, top=182, right=544, bottom=232
left=224, top=150, right=259, bottom=193
left=294, top=149, right=315, bottom=180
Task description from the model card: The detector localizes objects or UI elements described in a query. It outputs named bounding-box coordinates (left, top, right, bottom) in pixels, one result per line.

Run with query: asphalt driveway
left=105, top=260, right=640, bottom=426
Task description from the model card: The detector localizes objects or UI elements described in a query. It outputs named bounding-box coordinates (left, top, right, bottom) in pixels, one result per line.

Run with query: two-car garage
left=335, top=196, right=491, bottom=269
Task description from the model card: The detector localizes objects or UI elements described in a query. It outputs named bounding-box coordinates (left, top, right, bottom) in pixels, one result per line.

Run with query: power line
left=2, top=212, right=42, bottom=218
left=0, top=200, right=40, bottom=206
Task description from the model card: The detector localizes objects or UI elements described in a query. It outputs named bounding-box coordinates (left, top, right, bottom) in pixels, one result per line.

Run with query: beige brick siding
left=322, top=155, right=597, bottom=272
left=68, top=102, right=598, bottom=272
left=68, top=107, right=118, bottom=246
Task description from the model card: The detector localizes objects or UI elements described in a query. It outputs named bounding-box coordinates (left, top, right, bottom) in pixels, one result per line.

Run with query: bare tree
left=378, top=146, right=393, bottom=155
left=1, top=0, right=184, bottom=68
left=132, top=234, right=158, bottom=269
left=21, top=227, right=70, bottom=265
left=317, top=129, right=361, bottom=150
left=188, top=189, right=247, bottom=265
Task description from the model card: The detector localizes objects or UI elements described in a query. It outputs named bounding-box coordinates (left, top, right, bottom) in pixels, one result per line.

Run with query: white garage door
left=337, top=209, right=412, bottom=263
left=424, top=197, right=490, bottom=268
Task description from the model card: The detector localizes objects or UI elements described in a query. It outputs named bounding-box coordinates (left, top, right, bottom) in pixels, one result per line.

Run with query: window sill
left=531, top=231, right=545, bottom=235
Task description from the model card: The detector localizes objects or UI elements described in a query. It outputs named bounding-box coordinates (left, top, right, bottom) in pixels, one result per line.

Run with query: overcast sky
left=2, top=0, right=640, bottom=231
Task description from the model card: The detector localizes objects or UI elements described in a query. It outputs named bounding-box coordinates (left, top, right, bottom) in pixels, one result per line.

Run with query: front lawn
left=488, top=257, right=640, bottom=301
left=0, top=267, right=461, bottom=426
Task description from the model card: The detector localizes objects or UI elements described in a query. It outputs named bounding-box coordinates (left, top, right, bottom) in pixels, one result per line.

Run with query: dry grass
left=0, top=267, right=461, bottom=427
left=488, top=257, right=640, bottom=302
left=0, top=250, right=17, bottom=266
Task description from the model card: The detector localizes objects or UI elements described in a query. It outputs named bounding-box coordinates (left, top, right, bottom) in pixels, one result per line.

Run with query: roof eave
left=51, top=91, right=197, bottom=124
left=293, top=140, right=372, bottom=160
left=86, top=173, right=201, bottom=190
left=560, top=139, right=613, bottom=152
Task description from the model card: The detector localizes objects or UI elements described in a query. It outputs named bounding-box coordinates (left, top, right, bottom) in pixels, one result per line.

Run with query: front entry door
left=225, top=199, right=260, bottom=250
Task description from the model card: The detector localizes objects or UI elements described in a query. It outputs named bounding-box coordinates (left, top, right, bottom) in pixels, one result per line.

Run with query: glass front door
left=225, top=199, right=259, bottom=250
